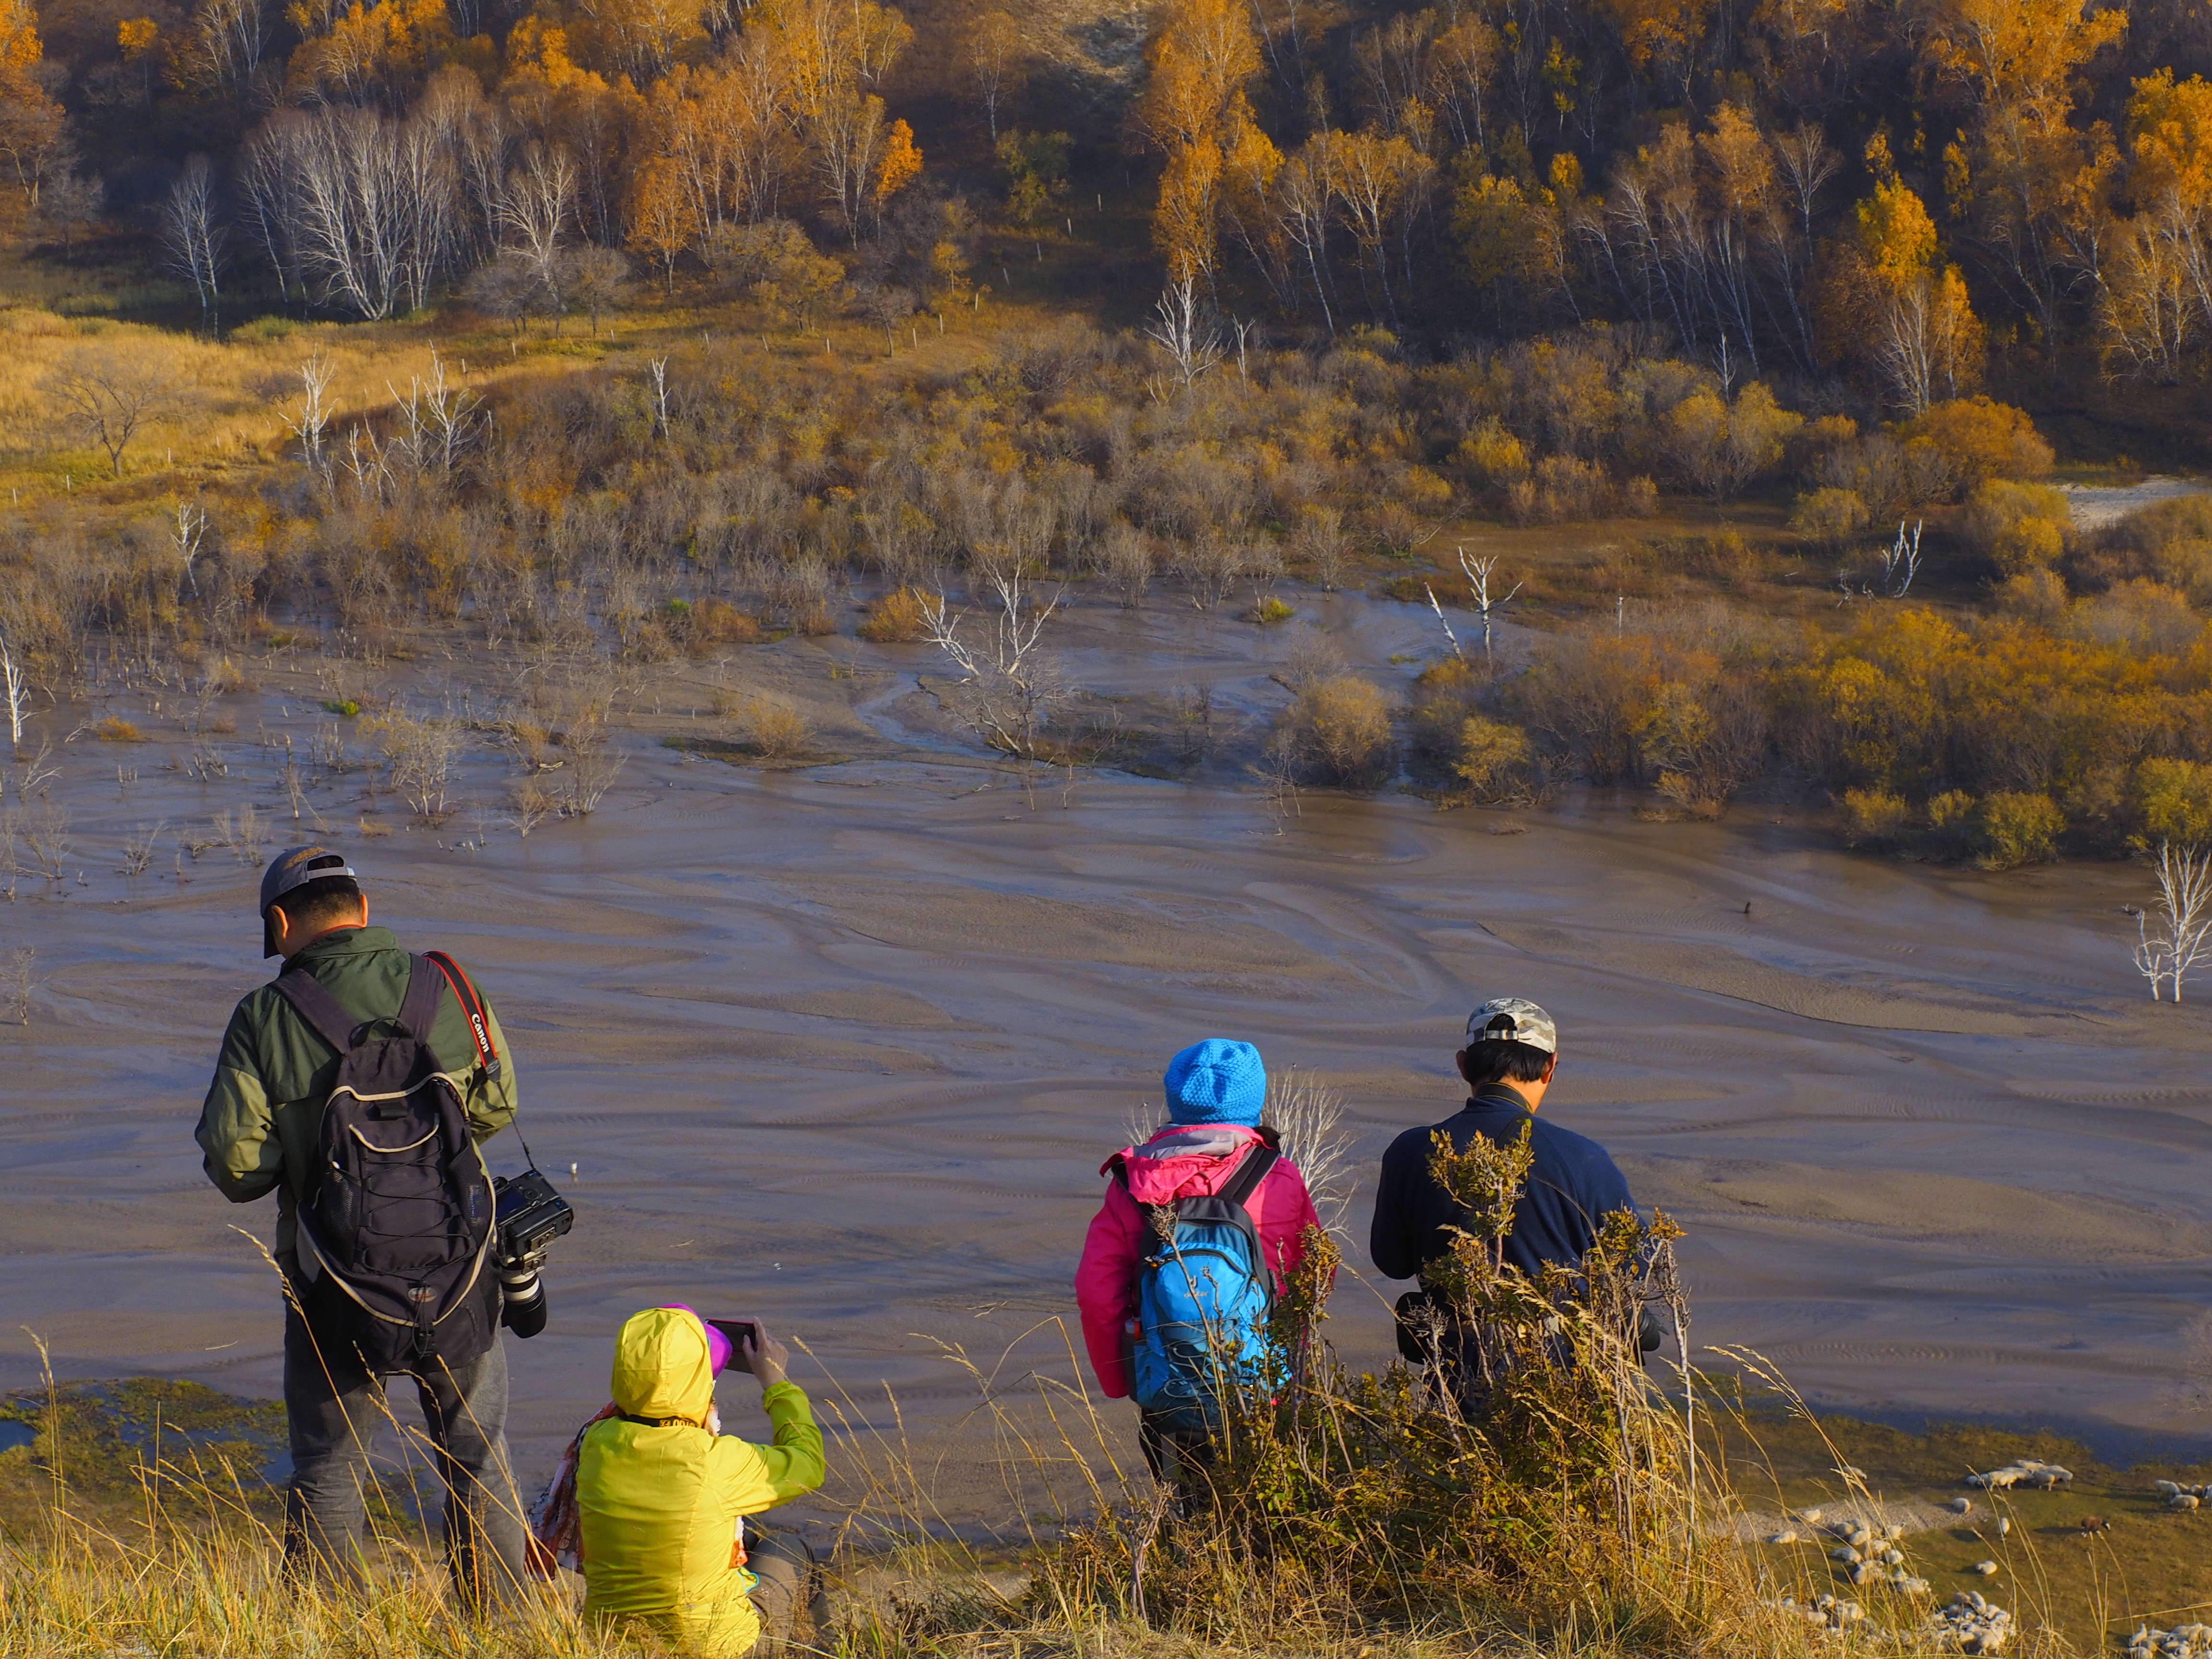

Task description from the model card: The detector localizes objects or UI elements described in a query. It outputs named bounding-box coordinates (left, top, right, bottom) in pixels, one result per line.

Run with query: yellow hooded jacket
left=577, top=1308, right=826, bottom=1655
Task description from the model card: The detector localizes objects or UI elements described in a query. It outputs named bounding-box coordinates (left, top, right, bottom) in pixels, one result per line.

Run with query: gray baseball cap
left=1465, top=996, right=1557, bottom=1054
left=259, top=845, right=357, bottom=957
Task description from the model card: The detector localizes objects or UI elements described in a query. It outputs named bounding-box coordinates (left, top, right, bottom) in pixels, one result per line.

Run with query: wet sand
left=4, top=592, right=2211, bottom=1524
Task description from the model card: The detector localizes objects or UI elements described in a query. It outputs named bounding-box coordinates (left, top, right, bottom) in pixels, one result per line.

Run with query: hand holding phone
left=742, top=1320, right=790, bottom=1388
left=706, top=1319, right=758, bottom=1372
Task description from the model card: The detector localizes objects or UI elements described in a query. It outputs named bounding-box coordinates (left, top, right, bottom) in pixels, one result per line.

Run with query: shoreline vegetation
left=12, top=1240, right=2212, bottom=1656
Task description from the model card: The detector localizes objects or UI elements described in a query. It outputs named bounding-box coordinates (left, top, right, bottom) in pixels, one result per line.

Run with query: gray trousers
left=281, top=1295, right=529, bottom=1609
left=747, top=1529, right=831, bottom=1652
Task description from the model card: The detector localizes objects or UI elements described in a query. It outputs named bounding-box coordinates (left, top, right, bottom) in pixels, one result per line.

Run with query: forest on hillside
left=5, top=0, right=2212, bottom=895
left=6, top=0, right=2212, bottom=394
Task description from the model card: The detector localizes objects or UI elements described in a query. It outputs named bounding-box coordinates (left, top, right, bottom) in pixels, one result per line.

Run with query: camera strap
left=425, top=950, right=500, bottom=1080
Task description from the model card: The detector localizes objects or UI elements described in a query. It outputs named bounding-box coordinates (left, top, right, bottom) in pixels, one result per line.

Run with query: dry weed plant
left=22, top=799, right=72, bottom=888
left=118, top=819, right=164, bottom=876
left=731, top=693, right=814, bottom=759
left=362, top=709, right=463, bottom=820
left=6, top=944, right=31, bottom=1023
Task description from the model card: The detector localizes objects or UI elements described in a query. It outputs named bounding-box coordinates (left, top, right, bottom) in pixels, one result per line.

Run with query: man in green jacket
left=194, top=845, right=529, bottom=1605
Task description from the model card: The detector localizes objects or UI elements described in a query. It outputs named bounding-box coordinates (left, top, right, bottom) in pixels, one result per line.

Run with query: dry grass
left=0, top=300, right=720, bottom=500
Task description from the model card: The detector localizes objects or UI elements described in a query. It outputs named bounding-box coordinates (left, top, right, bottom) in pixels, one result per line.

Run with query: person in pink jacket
left=1075, top=1038, right=1322, bottom=1491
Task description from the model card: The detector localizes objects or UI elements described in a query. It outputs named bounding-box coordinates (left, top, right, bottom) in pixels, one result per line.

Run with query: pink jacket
left=1073, top=1124, right=1322, bottom=1399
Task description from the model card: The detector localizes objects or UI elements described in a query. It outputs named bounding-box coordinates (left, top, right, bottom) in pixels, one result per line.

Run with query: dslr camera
left=493, top=1168, right=574, bottom=1338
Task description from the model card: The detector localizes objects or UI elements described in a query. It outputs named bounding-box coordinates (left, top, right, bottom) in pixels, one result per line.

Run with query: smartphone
left=706, top=1319, right=757, bottom=1373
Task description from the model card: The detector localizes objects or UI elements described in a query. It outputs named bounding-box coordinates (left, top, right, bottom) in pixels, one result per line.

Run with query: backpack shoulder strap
left=423, top=950, right=500, bottom=1077
left=1218, top=1144, right=1279, bottom=1214
left=271, top=962, right=362, bottom=1057
left=397, top=954, right=444, bottom=1046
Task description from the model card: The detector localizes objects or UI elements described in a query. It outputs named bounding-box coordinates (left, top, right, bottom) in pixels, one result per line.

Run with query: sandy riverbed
left=3, top=588, right=2208, bottom=1527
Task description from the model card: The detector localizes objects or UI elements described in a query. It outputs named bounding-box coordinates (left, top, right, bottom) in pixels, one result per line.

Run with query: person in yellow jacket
left=576, top=1307, right=826, bottom=1654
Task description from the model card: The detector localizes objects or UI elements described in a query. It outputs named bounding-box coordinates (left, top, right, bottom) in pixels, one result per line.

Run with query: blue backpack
left=1117, top=1143, right=1280, bottom=1434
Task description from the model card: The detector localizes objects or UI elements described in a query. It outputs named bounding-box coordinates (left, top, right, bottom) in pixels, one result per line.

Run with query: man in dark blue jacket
left=1370, top=997, right=1639, bottom=1391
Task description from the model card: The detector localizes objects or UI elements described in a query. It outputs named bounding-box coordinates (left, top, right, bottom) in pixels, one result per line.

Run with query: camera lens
left=500, top=1263, right=547, bottom=1339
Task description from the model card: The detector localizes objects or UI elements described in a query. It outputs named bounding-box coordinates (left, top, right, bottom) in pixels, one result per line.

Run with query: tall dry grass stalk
left=1121, top=1066, right=1356, bottom=1231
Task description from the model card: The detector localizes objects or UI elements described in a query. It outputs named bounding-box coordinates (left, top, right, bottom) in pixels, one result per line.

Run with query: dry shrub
left=732, top=693, right=813, bottom=759
left=1452, top=714, right=1537, bottom=804
left=858, top=587, right=929, bottom=643
left=201, top=657, right=250, bottom=695
left=1927, top=789, right=1978, bottom=852
left=748, top=555, right=838, bottom=636
left=1839, top=786, right=1909, bottom=846
left=1896, top=396, right=2055, bottom=495
left=1505, top=456, right=1647, bottom=526
left=502, top=718, right=556, bottom=772
left=94, top=716, right=144, bottom=742
left=1976, top=790, right=2064, bottom=869
left=1790, top=486, right=1869, bottom=552
left=1407, top=655, right=1481, bottom=763
left=1457, top=415, right=1529, bottom=488
left=1965, top=481, right=2069, bottom=577
left=677, top=597, right=762, bottom=651
left=1275, top=673, right=1394, bottom=789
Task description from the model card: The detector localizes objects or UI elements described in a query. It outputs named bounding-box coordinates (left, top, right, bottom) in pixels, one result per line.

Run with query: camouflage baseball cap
left=1465, top=996, right=1557, bottom=1054
left=258, top=845, right=356, bottom=957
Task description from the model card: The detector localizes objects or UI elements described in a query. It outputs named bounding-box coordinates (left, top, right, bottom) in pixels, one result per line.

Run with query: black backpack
left=275, top=953, right=497, bottom=1373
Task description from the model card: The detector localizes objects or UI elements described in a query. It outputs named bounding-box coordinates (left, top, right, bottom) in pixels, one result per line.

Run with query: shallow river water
left=3, top=596, right=2210, bottom=1521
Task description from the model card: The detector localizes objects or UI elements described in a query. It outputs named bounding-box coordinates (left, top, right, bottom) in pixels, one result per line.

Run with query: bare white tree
left=648, top=356, right=671, bottom=439
left=387, top=349, right=484, bottom=475
left=965, top=11, right=1022, bottom=143
left=921, top=570, right=1063, bottom=773
left=1878, top=520, right=1924, bottom=599
left=265, top=105, right=459, bottom=320
left=172, top=499, right=208, bottom=598
left=1422, top=582, right=1463, bottom=660
left=1460, top=547, right=1521, bottom=662
left=236, top=122, right=302, bottom=302
left=1145, top=277, right=1223, bottom=392
left=2129, top=841, right=2212, bottom=1001
left=160, top=154, right=228, bottom=333
left=280, top=349, right=337, bottom=475
left=0, top=629, right=24, bottom=747
left=190, top=0, right=269, bottom=107
left=498, top=140, right=577, bottom=326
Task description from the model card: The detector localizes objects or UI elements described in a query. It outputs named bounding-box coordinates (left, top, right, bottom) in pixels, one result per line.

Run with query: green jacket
left=194, top=926, right=518, bottom=1268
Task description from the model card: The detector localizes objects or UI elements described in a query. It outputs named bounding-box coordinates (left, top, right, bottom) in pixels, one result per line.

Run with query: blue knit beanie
left=1164, top=1039, right=1268, bottom=1127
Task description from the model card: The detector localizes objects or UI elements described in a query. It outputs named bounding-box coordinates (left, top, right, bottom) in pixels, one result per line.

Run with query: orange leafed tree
left=0, top=0, right=61, bottom=205
left=625, top=152, right=691, bottom=291
left=1920, top=0, right=2125, bottom=351
left=874, top=117, right=920, bottom=204
left=1835, top=176, right=1984, bottom=412
left=1135, top=0, right=1261, bottom=285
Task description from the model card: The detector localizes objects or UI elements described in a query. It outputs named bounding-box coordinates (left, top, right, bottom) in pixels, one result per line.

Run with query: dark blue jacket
left=1370, top=1087, right=1636, bottom=1284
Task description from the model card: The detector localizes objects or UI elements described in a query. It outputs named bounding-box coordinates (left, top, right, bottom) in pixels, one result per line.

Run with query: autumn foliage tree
left=0, top=0, right=62, bottom=207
